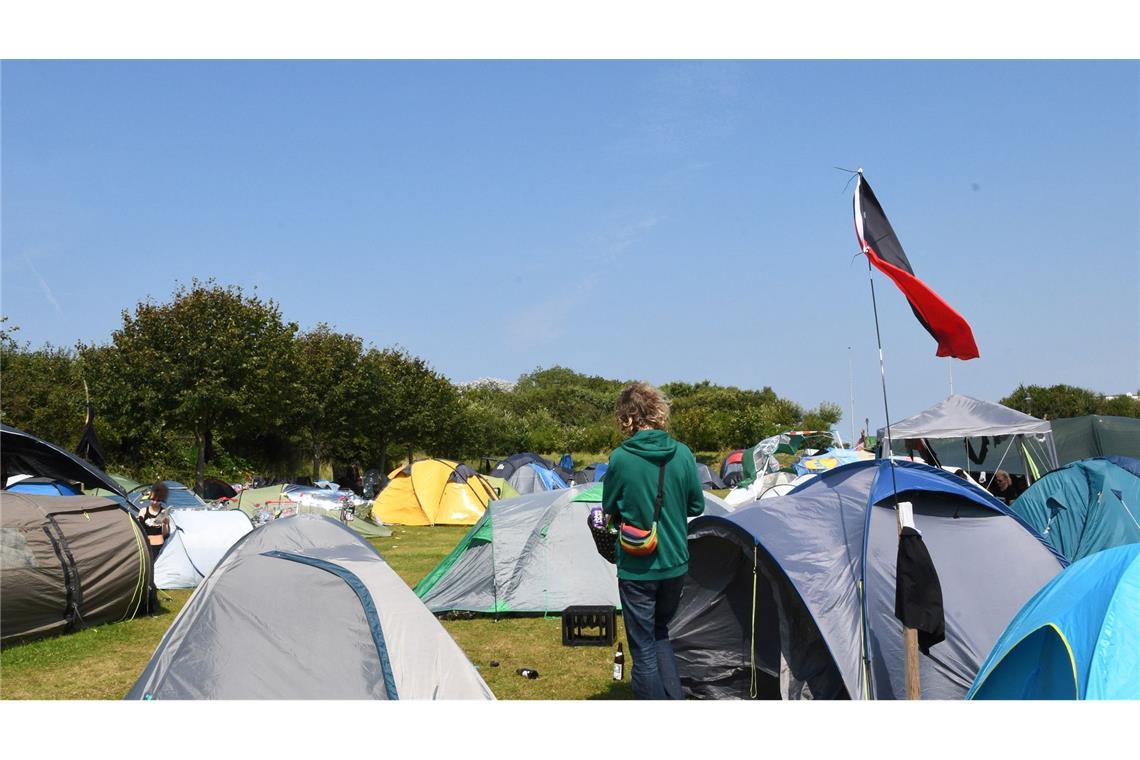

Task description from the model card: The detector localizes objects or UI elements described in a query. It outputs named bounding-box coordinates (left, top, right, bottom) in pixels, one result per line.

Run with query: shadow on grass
left=586, top=680, right=634, bottom=700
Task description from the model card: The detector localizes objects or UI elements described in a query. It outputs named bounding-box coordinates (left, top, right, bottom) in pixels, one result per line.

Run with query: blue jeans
left=618, top=576, right=685, bottom=700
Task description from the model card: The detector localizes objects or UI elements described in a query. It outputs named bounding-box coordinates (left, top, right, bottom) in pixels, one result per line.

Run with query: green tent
left=484, top=476, right=521, bottom=501
left=1052, top=416, right=1140, bottom=465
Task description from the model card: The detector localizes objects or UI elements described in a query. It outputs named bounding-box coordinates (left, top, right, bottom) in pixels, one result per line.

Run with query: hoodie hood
left=619, top=429, right=678, bottom=464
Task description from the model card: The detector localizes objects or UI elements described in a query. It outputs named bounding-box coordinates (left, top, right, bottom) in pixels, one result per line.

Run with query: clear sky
left=2, top=60, right=1137, bottom=436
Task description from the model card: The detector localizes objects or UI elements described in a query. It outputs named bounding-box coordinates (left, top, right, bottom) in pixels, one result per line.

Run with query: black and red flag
left=853, top=174, right=980, bottom=360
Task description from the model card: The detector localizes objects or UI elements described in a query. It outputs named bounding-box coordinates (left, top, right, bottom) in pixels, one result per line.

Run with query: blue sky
left=2, top=60, right=1137, bottom=436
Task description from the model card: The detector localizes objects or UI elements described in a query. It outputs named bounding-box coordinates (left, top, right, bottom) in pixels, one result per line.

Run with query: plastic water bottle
left=613, top=642, right=624, bottom=681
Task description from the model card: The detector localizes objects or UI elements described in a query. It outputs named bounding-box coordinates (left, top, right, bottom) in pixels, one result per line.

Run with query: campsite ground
left=0, top=524, right=634, bottom=700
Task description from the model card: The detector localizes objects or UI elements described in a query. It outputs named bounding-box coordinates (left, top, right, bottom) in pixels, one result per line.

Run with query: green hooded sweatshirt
left=602, top=428, right=705, bottom=581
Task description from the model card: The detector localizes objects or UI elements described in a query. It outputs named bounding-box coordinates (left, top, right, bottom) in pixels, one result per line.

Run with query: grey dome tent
left=1, top=492, right=152, bottom=643
left=669, top=460, right=1065, bottom=700
left=696, top=463, right=726, bottom=490
left=128, top=514, right=494, bottom=699
left=415, top=485, right=620, bottom=615
left=879, top=395, right=1059, bottom=483
left=415, top=484, right=733, bottom=615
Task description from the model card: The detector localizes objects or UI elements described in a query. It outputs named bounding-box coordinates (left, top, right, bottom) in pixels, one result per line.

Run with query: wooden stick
left=904, top=628, right=921, bottom=700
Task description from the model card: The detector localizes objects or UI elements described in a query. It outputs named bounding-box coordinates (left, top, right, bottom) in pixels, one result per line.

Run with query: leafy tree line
left=1000, top=384, right=1140, bottom=419
left=1, top=281, right=862, bottom=490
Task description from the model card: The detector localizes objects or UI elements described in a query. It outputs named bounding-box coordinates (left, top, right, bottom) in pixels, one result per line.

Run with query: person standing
left=602, top=382, right=705, bottom=699
left=136, top=482, right=170, bottom=613
left=137, top=481, right=171, bottom=561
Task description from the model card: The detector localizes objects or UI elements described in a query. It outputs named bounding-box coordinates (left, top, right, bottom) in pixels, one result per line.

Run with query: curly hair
left=614, top=381, right=670, bottom=437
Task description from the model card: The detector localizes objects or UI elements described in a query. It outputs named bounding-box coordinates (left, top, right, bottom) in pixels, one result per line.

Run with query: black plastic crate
left=561, top=605, right=616, bottom=646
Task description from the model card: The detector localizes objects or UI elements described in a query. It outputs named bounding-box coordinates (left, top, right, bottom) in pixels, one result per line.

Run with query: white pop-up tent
left=154, top=509, right=254, bottom=589
left=879, top=395, right=1058, bottom=482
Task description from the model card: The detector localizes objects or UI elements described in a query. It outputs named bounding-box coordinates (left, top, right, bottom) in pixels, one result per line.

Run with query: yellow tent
left=372, top=459, right=497, bottom=526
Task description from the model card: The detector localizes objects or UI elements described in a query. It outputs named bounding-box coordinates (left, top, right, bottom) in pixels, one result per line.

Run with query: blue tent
left=670, top=460, right=1065, bottom=699
left=968, top=543, right=1140, bottom=700
left=1008, top=457, right=1140, bottom=563
left=6, top=478, right=82, bottom=496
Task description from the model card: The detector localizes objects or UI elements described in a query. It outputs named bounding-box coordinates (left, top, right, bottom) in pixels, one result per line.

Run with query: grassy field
left=1, top=522, right=633, bottom=700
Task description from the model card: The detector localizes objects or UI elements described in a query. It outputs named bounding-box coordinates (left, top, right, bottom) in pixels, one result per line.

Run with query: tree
left=291, top=324, right=366, bottom=481
left=0, top=330, right=85, bottom=450
left=81, top=280, right=298, bottom=493
left=1001, top=383, right=1140, bottom=420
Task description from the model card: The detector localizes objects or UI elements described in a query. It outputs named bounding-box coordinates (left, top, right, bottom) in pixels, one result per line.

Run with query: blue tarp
left=532, top=464, right=568, bottom=491
left=968, top=543, right=1140, bottom=700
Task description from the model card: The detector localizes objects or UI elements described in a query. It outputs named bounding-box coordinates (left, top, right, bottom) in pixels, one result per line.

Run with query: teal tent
left=968, top=543, right=1140, bottom=700
left=1008, top=457, right=1140, bottom=563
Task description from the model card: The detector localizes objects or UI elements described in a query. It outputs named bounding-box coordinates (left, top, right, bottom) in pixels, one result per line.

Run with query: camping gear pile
left=723, top=431, right=851, bottom=507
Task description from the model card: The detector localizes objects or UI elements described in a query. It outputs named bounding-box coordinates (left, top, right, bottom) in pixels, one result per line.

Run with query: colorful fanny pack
left=618, top=464, right=665, bottom=557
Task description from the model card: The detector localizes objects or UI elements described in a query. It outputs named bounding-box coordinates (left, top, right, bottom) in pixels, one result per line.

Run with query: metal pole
left=848, top=347, right=857, bottom=446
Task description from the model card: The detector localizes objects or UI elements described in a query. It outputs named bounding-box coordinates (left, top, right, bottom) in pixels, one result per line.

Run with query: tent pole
left=864, top=247, right=921, bottom=701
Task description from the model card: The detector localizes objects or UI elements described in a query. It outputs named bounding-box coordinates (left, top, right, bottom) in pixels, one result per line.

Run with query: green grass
left=1, top=524, right=633, bottom=700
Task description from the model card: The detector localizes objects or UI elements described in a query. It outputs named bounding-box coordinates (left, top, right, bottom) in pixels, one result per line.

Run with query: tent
left=5, top=477, right=82, bottom=495
left=127, top=514, right=494, bottom=699
left=669, top=460, right=1066, bottom=700
left=968, top=543, right=1140, bottom=700
left=372, top=459, right=496, bottom=526
left=1, top=492, right=152, bottom=643
left=568, top=462, right=607, bottom=485
left=879, top=395, right=1058, bottom=482
left=490, top=452, right=554, bottom=481
left=154, top=509, right=255, bottom=589
left=484, top=476, right=521, bottom=501
left=127, top=481, right=209, bottom=512
left=1007, top=457, right=1140, bottom=563
left=415, top=485, right=621, bottom=615
left=1, top=423, right=126, bottom=497
left=1051, top=415, right=1140, bottom=465
left=202, top=477, right=238, bottom=501
left=792, top=448, right=875, bottom=476
left=724, top=431, right=839, bottom=507
left=416, top=484, right=733, bottom=615
left=507, top=462, right=569, bottom=494
left=92, top=473, right=141, bottom=500
left=720, top=449, right=745, bottom=487
left=235, top=483, right=391, bottom=537
left=696, top=463, right=725, bottom=490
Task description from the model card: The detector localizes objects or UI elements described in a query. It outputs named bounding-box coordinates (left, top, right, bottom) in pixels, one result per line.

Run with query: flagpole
left=848, top=347, right=856, bottom=446
left=860, top=188, right=922, bottom=702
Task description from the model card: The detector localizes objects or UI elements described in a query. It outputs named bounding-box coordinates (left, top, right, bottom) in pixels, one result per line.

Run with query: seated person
left=987, top=470, right=1022, bottom=503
